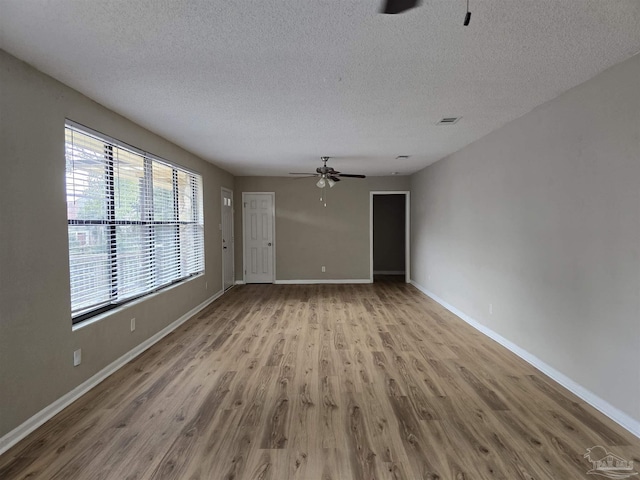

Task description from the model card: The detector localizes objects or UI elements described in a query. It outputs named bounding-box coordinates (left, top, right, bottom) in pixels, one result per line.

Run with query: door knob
left=268, top=242, right=272, bottom=246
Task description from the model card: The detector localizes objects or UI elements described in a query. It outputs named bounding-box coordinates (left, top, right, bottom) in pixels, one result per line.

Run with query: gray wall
left=0, top=50, right=234, bottom=437
left=410, top=54, right=640, bottom=423
left=373, top=194, right=406, bottom=273
left=234, top=176, right=410, bottom=281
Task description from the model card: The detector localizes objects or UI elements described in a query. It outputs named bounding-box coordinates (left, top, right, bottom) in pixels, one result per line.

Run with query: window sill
left=71, top=273, right=204, bottom=332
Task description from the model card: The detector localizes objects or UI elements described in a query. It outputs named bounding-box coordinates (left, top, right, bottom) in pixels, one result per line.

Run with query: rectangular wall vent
left=436, top=116, right=461, bottom=125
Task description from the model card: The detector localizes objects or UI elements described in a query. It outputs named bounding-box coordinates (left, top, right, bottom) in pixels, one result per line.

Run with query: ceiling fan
left=289, top=157, right=366, bottom=189
left=380, top=0, right=471, bottom=25
left=380, top=0, right=421, bottom=14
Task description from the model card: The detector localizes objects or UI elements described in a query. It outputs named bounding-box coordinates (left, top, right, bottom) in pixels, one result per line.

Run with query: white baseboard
left=234, top=280, right=245, bottom=285
left=0, top=289, right=225, bottom=456
left=373, top=270, right=406, bottom=275
left=275, top=279, right=372, bottom=285
left=409, top=280, right=640, bottom=439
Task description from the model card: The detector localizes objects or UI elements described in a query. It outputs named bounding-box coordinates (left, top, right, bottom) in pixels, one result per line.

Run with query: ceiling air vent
left=436, top=116, right=461, bottom=125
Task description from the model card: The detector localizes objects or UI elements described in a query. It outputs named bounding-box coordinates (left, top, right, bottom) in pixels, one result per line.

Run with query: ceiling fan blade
left=380, top=0, right=421, bottom=14
left=337, top=173, right=366, bottom=178
left=289, top=172, right=318, bottom=175
left=328, top=176, right=341, bottom=182
left=292, top=175, right=318, bottom=180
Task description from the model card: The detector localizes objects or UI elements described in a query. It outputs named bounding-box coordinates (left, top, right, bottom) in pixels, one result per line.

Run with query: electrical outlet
left=130, top=318, right=136, bottom=331
left=489, top=303, right=493, bottom=315
left=73, top=349, right=82, bottom=367
left=321, top=266, right=326, bottom=273
left=205, top=281, right=208, bottom=290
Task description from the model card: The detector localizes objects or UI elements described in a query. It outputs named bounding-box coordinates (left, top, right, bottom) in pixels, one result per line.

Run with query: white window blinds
left=65, top=122, right=204, bottom=322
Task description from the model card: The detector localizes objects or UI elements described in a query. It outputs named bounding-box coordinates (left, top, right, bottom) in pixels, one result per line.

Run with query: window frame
left=65, top=120, right=204, bottom=324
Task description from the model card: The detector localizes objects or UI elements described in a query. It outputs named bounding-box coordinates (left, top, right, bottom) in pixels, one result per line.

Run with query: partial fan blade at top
left=380, top=0, right=421, bottom=14
left=337, top=173, right=366, bottom=178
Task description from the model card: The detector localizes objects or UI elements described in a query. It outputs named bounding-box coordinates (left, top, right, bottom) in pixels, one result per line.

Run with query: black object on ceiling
left=380, top=0, right=421, bottom=14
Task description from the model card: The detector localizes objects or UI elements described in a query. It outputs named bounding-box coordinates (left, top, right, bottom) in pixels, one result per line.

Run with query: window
left=65, top=122, right=204, bottom=323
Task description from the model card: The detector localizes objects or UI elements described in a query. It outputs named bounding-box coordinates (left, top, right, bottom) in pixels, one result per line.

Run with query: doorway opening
left=370, top=191, right=410, bottom=283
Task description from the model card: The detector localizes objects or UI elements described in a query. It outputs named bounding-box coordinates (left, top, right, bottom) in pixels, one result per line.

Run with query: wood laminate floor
left=1, top=282, right=638, bottom=479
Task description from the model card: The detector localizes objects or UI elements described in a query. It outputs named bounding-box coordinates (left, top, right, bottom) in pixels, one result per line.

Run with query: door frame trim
left=242, top=192, right=276, bottom=284
left=369, top=191, right=410, bottom=283
left=221, top=187, right=234, bottom=291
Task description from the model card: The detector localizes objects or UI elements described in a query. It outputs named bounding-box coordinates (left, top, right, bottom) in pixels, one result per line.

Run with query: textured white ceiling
left=1, top=1, right=639, bottom=176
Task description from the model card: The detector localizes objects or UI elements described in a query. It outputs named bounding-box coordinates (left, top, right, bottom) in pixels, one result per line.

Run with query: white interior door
left=243, top=193, right=274, bottom=283
left=221, top=188, right=234, bottom=290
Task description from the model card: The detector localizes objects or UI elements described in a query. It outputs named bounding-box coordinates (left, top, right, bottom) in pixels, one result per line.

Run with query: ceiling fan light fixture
left=295, top=157, right=365, bottom=194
